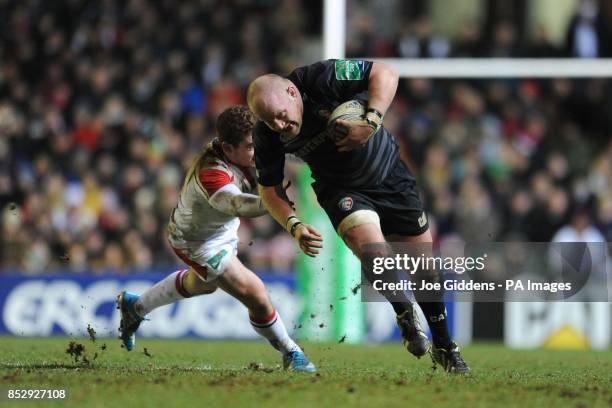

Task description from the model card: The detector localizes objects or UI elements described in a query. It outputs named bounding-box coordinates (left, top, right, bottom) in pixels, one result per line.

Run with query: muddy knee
left=183, top=268, right=218, bottom=295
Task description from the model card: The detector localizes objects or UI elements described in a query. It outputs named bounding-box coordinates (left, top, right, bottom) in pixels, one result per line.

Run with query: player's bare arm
left=258, top=184, right=323, bottom=257
left=335, top=62, right=399, bottom=152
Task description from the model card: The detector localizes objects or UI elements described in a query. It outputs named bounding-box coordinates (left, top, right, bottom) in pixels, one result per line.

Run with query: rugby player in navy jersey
left=247, top=60, right=470, bottom=374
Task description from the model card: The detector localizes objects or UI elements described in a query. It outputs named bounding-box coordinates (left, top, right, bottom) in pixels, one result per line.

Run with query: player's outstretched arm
left=258, top=183, right=323, bottom=257
left=209, top=184, right=268, bottom=218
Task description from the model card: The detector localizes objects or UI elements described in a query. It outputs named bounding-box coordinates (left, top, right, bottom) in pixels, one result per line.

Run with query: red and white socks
left=134, top=269, right=192, bottom=317
left=134, top=271, right=300, bottom=356
left=250, top=309, right=301, bottom=355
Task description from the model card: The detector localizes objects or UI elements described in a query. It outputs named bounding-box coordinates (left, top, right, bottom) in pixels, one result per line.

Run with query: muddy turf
left=0, top=336, right=610, bottom=407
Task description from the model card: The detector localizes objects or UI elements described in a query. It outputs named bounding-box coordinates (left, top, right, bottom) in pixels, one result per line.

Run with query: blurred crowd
left=0, top=0, right=320, bottom=274
left=1, top=0, right=611, bottom=275
left=386, top=77, right=612, bottom=247
left=347, top=0, right=612, bottom=59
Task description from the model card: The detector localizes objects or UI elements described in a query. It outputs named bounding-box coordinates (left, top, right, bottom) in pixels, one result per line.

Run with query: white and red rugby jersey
left=167, top=143, right=256, bottom=247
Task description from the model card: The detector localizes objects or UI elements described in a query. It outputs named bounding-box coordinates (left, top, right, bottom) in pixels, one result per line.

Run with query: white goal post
left=323, top=0, right=612, bottom=78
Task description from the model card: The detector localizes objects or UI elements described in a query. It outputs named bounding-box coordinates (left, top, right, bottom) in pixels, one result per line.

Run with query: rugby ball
left=327, top=100, right=366, bottom=125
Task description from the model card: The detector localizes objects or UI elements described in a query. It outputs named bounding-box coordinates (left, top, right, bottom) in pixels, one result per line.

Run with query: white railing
left=323, top=0, right=612, bottom=78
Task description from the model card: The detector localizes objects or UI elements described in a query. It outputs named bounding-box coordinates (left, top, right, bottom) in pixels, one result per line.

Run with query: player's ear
left=221, top=141, right=234, bottom=156
left=287, top=85, right=298, bottom=100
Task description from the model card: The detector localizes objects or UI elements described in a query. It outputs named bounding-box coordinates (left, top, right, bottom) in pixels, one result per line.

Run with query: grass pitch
left=0, top=336, right=610, bottom=408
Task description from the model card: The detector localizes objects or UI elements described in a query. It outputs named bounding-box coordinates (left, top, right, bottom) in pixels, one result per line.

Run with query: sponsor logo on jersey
left=335, top=60, right=366, bottom=80
left=206, top=249, right=228, bottom=270
left=418, top=212, right=427, bottom=228
left=291, top=128, right=334, bottom=158
left=338, top=197, right=354, bottom=211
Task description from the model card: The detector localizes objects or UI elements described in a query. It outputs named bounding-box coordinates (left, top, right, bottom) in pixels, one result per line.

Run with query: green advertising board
left=295, top=166, right=366, bottom=343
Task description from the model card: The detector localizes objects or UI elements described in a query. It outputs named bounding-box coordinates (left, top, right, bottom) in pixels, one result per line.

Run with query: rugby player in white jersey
left=116, top=106, right=315, bottom=373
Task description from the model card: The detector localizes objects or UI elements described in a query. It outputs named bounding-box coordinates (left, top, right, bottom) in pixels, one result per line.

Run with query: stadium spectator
left=452, top=18, right=484, bottom=58
left=484, top=21, right=524, bottom=58
left=564, top=0, right=612, bottom=58
left=396, top=16, right=451, bottom=59
left=527, top=23, right=562, bottom=58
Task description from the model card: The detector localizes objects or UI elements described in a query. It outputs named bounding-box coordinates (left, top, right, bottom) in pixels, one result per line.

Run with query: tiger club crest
left=338, top=197, right=354, bottom=211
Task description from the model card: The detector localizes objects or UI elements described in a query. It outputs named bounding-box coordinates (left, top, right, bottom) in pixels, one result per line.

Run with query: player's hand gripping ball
left=328, top=100, right=379, bottom=152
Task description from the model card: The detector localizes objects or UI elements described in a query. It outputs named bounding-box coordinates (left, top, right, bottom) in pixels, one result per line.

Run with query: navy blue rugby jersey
left=254, top=59, right=407, bottom=188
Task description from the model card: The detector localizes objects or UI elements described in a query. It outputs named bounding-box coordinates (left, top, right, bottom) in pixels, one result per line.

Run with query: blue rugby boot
left=283, top=350, right=317, bottom=373
left=116, top=291, right=145, bottom=351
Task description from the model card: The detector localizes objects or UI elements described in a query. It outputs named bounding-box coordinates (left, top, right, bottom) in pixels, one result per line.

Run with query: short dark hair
left=216, top=106, right=255, bottom=147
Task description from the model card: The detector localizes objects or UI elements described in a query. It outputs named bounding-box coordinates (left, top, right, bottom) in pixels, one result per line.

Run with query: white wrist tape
left=285, top=216, right=302, bottom=233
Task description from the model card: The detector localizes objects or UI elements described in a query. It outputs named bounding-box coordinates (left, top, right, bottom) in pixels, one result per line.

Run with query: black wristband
left=290, top=221, right=303, bottom=237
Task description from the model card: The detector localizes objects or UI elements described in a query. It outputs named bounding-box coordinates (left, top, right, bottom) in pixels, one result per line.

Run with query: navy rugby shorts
left=312, top=159, right=429, bottom=237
